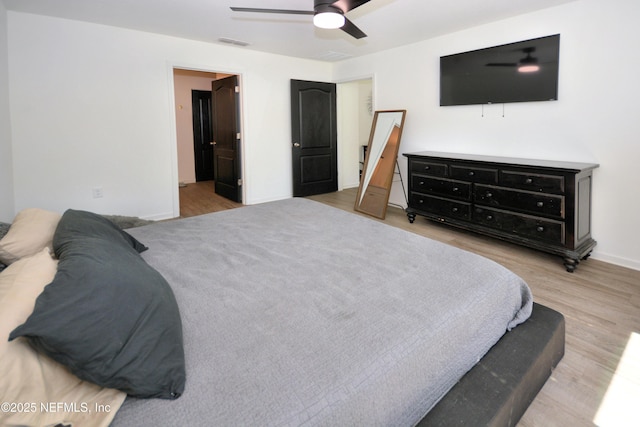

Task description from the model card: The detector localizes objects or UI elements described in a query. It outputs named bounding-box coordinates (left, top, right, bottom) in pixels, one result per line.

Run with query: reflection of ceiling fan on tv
left=486, top=47, right=541, bottom=73
left=230, top=0, right=371, bottom=39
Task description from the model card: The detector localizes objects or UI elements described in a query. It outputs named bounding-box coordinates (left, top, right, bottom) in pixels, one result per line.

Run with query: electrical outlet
left=92, top=187, right=103, bottom=199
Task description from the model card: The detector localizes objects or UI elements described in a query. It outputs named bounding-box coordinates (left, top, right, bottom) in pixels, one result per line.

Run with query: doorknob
left=293, top=142, right=300, bottom=147
left=210, top=141, right=216, bottom=146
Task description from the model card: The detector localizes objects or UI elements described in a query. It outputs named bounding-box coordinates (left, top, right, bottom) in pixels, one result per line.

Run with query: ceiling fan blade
left=341, top=17, right=367, bottom=39
left=230, top=7, right=314, bottom=16
left=332, top=0, right=371, bottom=13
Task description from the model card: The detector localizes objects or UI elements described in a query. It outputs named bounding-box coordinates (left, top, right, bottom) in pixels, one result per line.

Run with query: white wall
left=0, top=2, right=14, bottom=222
left=5, top=1, right=640, bottom=270
left=7, top=12, right=332, bottom=219
left=333, top=0, right=640, bottom=270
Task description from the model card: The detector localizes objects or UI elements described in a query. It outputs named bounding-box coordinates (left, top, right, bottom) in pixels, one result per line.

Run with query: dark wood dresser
left=403, top=151, right=599, bottom=272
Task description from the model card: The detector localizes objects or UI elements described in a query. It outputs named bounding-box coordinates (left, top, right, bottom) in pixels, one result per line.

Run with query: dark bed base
left=418, top=303, right=565, bottom=427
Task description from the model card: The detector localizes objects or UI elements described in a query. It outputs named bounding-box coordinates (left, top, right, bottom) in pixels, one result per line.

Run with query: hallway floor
left=178, top=181, right=243, bottom=218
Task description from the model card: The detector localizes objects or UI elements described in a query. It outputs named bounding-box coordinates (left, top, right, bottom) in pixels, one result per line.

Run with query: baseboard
left=591, top=252, right=640, bottom=272
left=141, top=211, right=176, bottom=221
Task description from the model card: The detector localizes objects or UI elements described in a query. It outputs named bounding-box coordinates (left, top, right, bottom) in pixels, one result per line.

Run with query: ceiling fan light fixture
left=313, top=6, right=345, bottom=29
left=313, top=12, right=345, bottom=29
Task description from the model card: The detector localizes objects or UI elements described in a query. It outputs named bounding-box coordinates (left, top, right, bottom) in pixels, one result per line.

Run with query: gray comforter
left=113, top=198, right=532, bottom=426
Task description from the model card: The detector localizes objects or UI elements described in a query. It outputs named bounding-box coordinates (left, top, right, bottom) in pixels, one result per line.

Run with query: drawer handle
left=452, top=207, right=459, bottom=213
left=536, top=201, right=544, bottom=208
left=485, top=192, right=493, bottom=198
left=536, top=226, right=545, bottom=232
left=525, top=178, right=533, bottom=184
left=419, top=199, right=424, bottom=204
left=468, top=171, right=475, bottom=176
left=486, top=215, right=493, bottom=221
left=424, top=166, right=430, bottom=170
left=452, top=187, right=459, bottom=192
left=419, top=181, right=425, bottom=185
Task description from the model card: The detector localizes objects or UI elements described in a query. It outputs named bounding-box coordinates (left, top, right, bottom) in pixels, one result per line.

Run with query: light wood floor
left=180, top=185, right=640, bottom=427
left=178, top=181, right=242, bottom=218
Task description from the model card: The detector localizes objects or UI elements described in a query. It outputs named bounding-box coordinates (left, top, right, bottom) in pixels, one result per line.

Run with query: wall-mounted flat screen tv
left=440, top=34, right=560, bottom=106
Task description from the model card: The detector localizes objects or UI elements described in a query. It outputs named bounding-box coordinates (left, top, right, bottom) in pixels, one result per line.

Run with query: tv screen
left=440, top=34, right=560, bottom=106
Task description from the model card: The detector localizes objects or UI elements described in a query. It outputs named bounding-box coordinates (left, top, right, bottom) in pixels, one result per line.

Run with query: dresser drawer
left=474, top=185, right=564, bottom=219
left=450, top=165, right=498, bottom=184
left=473, top=207, right=565, bottom=245
left=410, top=160, right=447, bottom=177
left=410, top=193, right=470, bottom=220
left=500, top=170, right=565, bottom=194
left=411, top=176, right=471, bottom=201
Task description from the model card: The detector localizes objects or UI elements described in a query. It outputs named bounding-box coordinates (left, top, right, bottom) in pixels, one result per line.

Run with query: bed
left=0, top=198, right=564, bottom=427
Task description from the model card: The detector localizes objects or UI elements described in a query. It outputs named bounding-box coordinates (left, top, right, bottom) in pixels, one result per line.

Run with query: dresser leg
left=563, top=257, right=578, bottom=273
left=407, top=212, right=416, bottom=223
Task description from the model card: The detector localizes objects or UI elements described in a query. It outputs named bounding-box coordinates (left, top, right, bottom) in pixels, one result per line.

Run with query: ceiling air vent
left=218, top=37, right=250, bottom=47
left=315, top=51, right=353, bottom=62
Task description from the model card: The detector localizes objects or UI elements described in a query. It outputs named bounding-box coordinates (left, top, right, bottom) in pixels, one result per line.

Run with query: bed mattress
left=112, top=198, right=532, bottom=426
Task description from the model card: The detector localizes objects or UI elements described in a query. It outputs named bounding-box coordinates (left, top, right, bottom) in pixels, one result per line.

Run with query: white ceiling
left=2, top=0, right=577, bottom=61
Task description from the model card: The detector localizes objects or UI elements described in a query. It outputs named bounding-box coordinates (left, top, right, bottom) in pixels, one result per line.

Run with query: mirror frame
left=354, top=110, right=407, bottom=219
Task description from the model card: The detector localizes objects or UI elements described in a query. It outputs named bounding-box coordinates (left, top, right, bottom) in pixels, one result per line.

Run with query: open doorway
left=173, top=69, right=243, bottom=217
left=337, top=78, right=374, bottom=192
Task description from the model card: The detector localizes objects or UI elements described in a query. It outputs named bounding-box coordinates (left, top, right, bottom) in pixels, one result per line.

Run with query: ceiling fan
left=230, top=0, right=371, bottom=39
left=486, top=47, right=540, bottom=73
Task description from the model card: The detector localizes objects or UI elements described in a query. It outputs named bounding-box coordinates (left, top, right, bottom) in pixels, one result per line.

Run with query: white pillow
left=0, top=208, right=61, bottom=265
left=0, top=248, right=126, bottom=427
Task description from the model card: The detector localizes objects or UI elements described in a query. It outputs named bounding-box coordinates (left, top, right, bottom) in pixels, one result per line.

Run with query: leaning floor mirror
left=355, top=110, right=407, bottom=219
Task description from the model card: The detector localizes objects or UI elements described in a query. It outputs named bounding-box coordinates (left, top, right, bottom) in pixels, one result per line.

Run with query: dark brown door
left=291, top=80, right=338, bottom=197
left=212, top=76, right=242, bottom=203
left=192, top=90, right=214, bottom=182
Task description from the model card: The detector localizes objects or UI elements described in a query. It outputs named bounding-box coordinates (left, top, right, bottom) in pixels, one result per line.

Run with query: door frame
left=168, top=64, right=246, bottom=218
